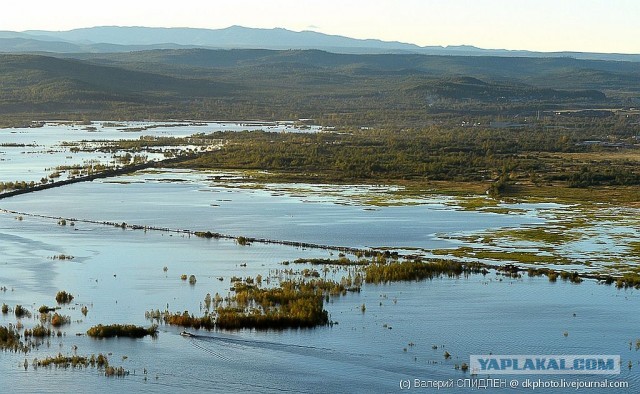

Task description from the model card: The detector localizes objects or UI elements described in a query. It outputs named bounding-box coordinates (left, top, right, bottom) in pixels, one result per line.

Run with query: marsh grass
left=34, top=352, right=124, bottom=377
left=105, top=366, right=129, bottom=377
left=150, top=310, right=215, bottom=330
left=151, top=278, right=352, bottom=330
left=497, top=227, right=577, bottom=245
left=215, top=280, right=329, bottom=330
left=433, top=247, right=572, bottom=266
left=35, top=353, right=90, bottom=368
left=365, top=259, right=485, bottom=284
left=292, top=258, right=369, bottom=266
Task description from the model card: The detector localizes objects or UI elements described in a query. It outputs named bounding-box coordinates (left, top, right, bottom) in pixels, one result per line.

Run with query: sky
left=1, top=0, right=638, bottom=54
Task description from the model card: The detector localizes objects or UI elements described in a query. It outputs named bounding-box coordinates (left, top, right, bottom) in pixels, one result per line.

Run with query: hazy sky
left=2, top=0, right=638, bottom=54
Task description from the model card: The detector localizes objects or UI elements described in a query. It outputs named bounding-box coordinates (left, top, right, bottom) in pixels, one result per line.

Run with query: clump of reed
left=86, top=324, right=158, bottom=339
left=146, top=310, right=214, bottom=330
left=364, top=259, right=482, bottom=284
left=33, top=352, right=124, bottom=378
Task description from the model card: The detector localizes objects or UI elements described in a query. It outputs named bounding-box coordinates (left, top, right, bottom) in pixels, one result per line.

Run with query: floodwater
left=0, top=121, right=320, bottom=182
left=1, top=213, right=638, bottom=392
left=0, top=169, right=542, bottom=250
left=1, top=123, right=638, bottom=392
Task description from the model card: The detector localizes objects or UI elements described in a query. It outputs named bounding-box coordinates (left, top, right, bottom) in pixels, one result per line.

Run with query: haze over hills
left=0, top=25, right=638, bottom=125
left=1, top=46, right=638, bottom=124
left=0, top=26, right=638, bottom=62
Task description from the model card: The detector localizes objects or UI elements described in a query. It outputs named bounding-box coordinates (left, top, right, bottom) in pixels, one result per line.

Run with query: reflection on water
left=0, top=169, right=541, bottom=250
left=0, top=121, right=320, bottom=182
left=0, top=211, right=639, bottom=392
left=1, top=122, right=638, bottom=392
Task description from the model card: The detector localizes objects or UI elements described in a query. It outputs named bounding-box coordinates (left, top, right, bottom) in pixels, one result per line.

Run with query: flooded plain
left=1, top=122, right=638, bottom=392
left=0, top=121, right=319, bottom=182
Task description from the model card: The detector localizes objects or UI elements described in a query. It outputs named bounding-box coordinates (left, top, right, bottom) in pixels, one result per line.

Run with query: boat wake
left=185, top=332, right=431, bottom=378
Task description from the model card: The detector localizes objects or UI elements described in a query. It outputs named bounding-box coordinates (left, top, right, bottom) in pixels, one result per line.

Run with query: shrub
left=237, top=236, right=248, bottom=246
left=39, top=305, right=56, bottom=314
left=55, top=291, right=74, bottom=304
left=51, top=313, right=70, bottom=327
left=0, top=325, right=21, bottom=350
left=364, top=260, right=480, bottom=284
left=86, top=324, right=158, bottom=339
left=24, top=325, right=51, bottom=338
left=161, top=311, right=214, bottom=330
left=36, top=354, right=89, bottom=368
left=14, top=305, right=31, bottom=318
left=105, top=366, right=129, bottom=377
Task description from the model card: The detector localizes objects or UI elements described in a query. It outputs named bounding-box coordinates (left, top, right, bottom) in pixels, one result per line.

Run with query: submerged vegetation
left=364, top=259, right=486, bottom=284
left=24, top=325, right=52, bottom=338
left=33, top=353, right=127, bottom=377
left=14, top=305, right=31, bottom=319
left=0, top=325, right=22, bottom=350
left=141, top=253, right=640, bottom=332
left=215, top=280, right=331, bottom=329
left=149, top=280, right=334, bottom=330
left=55, top=291, right=74, bottom=304
left=86, top=324, right=158, bottom=339
left=50, top=313, right=71, bottom=327
left=147, top=310, right=214, bottom=330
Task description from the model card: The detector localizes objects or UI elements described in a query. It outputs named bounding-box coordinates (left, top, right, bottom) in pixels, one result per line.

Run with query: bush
left=237, top=236, right=248, bottom=246
left=161, top=311, right=214, bottom=330
left=55, top=291, right=74, bottom=304
left=14, top=305, right=31, bottom=318
left=39, top=305, right=56, bottom=314
left=0, top=325, right=21, bottom=349
left=51, top=313, right=70, bottom=327
left=24, top=325, right=51, bottom=338
left=86, top=324, right=158, bottom=339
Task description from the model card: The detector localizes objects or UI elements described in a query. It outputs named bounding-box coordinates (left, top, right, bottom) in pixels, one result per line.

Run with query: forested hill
left=0, top=54, right=231, bottom=114
left=67, top=48, right=640, bottom=93
left=0, top=49, right=637, bottom=123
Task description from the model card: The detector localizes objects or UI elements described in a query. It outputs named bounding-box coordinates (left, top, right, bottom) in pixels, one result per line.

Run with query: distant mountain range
left=0, top=26, right=638, bottom=62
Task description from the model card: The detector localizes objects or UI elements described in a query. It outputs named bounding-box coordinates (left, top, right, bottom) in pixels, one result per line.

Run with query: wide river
left=0, top=122, right=637, bottom=393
